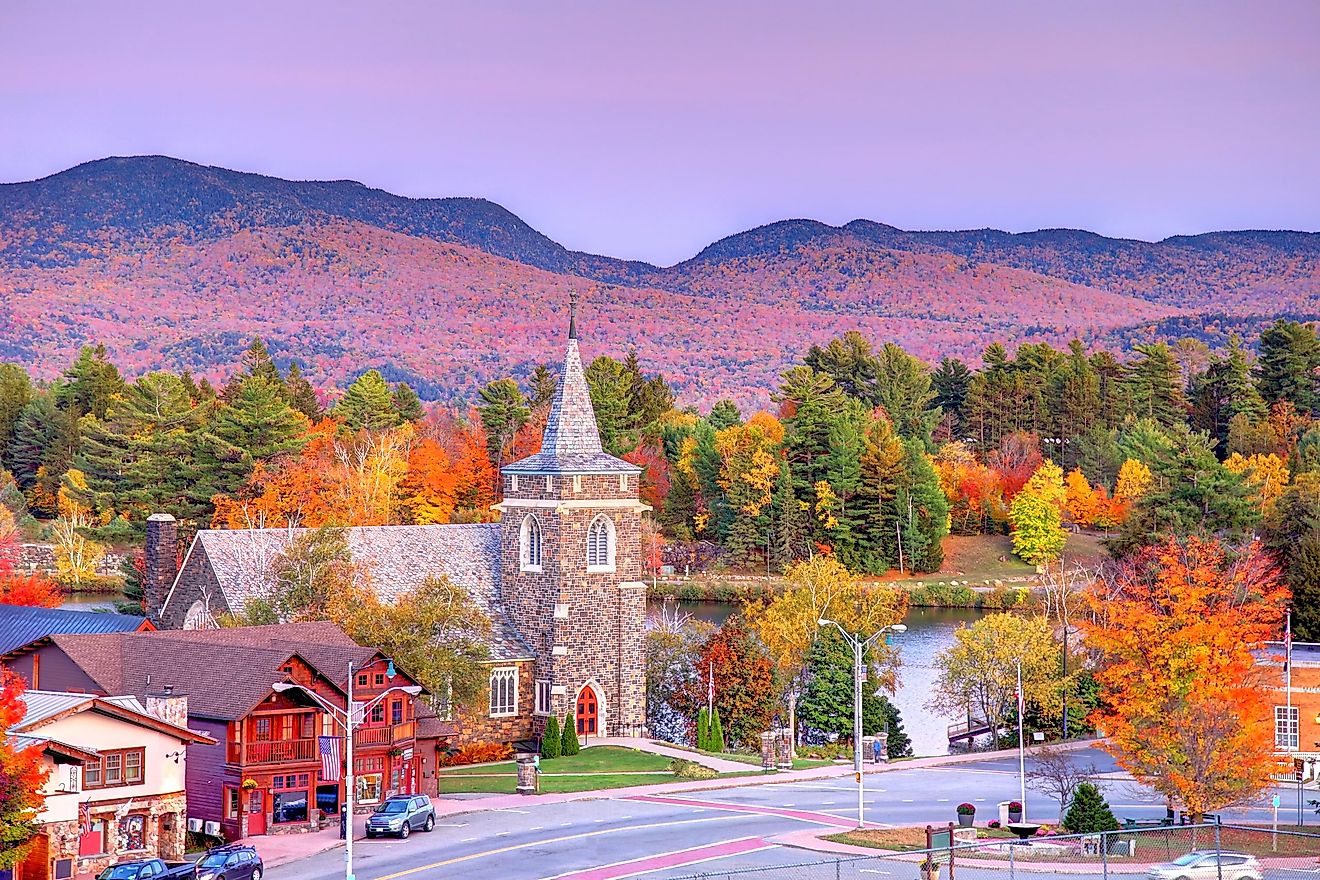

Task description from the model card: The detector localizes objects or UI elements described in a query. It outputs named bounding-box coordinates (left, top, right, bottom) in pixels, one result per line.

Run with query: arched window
left=586, top=515, right=615, bottom=571
left=520, top=515, right=543, bottom=571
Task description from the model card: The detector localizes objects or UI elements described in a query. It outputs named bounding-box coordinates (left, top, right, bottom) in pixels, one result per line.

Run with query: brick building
left=1260, top=640, right=1320, bottom=780
left=145, top=295, right=648, bottom=764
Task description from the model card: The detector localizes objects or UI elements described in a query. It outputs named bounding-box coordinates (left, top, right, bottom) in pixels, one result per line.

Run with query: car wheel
left=366, top=831, right=375, bottom=839
left=423, top=815, right=434, bottom=832
left=252, top=869, right=262, bottom=880
left=400, top=823, right=410, bottom=839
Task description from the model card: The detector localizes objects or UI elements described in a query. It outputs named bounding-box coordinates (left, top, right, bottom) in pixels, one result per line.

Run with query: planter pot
left=1008, top=811, right=1023, bottom=824
left=957, top=813, right=974, bottom=827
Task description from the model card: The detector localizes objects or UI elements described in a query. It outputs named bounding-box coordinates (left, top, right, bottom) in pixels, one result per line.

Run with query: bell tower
left=496, top=291, right=648, bottom=737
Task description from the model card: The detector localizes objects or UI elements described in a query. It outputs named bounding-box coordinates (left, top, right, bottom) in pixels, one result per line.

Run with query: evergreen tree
left=1074, top=424, right=1122, bottom=489
left=805, top=331, right=879, bottom=402
left=796, top=629, right=913, bottom=757
left=335, top=370, right=400, bottom=431
left=931, top=357, right=971, bottom=439
left=541, top=715, right=562, bottom=759
left=1256, top=319, right=1320, bottom=415
left=898, top=438, right=950, bottom=573
left=1125, top=343, right=1187, bottom=429
left=1189, top=336, right=1266, bottom=451
left=819, top=404, right=868, bottom=564
left=225, top=337, right=283, bottom=399
left=526, top=365, right=557, bottom=409
left=209, top=376, right=308, bottom=491
left=7, top=393, right=78, bottom=509
left=477, top=378, right=529, bottom=466
left=771, top=463, right=809, bottom=570
left=58, top=344, right=124, bottom=419
left=284, top=362, right=323, bottom=421
left=391, top=382, right=425, bottom=423
left=872, top=343, right=941, bottom=446
left=1091, top=350, right=1133, bottom=428
left=696, top=707, right=710, bottom=751
left=1062, top=781, right=1119, bottom=834
left=0, top=364, right=32, bottom=473
left=1050, top=341, right=1101, bottom=470
left=585, top=355, right=636, bottom=455
left=707, top=400, right=742, bottom=431
left=560, top=714, right=580, bottom=756
left=115, top=552, right=146, bottom=616
left=709, top=706, right=726, bottom=753
left=854, top=417, right=905, bottom=573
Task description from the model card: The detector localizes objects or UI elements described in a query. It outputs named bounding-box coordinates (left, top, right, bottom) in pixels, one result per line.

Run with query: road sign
left=1273, top=795, right=1282, bottom=808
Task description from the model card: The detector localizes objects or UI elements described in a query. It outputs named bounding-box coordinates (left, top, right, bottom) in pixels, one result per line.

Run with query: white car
left=1147, top=852, right=1263, bottom=880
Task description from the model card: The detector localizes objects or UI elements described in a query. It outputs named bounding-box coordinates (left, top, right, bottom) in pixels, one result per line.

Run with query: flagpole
left=1287, top=610, right=1293, bottom=753
left=1017, top=658, right=1026, bottom=820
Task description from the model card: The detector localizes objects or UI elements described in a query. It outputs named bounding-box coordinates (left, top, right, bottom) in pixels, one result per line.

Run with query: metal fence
left=669, top=823, right=1320, bottom=880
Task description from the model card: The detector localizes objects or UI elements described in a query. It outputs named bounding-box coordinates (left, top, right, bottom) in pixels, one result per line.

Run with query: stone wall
left=42, top=791, right=185, bottom=880
left=10, top=543, right=127, bottom=578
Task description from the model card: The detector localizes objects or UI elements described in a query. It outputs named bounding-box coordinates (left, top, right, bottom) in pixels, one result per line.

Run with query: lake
left=59, top=594, right=121, bottom=612
left=649, top=599, right=984, bottom=757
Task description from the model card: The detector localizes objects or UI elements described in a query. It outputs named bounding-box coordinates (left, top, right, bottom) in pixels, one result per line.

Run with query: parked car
left=97, top=859, right=196, bottom=880
left=1147, top=852, right=1263, bottom=880
left=196, top=845, right=264, bottom=880
left=365, top=795, right=436, bottom=839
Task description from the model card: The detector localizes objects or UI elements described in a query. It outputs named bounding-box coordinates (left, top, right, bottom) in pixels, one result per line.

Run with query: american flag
left=319, top=736, right=342, bottom=782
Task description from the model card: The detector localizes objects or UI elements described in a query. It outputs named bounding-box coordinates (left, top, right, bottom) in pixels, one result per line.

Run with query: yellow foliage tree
left=1224, top=452, right=1289, bottom=514
left=1114, top=458, right=1153, bottom=505
left=715, top=413, right=784, bottom=517
left=52, top=469, right=106, bottom=587
left=1009, top=461, right=1067, bottom=565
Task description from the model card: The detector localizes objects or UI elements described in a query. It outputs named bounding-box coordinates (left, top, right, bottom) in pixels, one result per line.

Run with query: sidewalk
left=584, top=736, right=760, bottom=773
left=241, top=739, right=1105, bottom=868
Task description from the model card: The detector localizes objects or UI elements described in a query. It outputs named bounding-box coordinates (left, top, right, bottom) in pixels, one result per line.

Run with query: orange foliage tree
left=1, top=668, right=49, bottom=868
left=0, top=573, right=62, bottom=608
left=1083, top=537, right=1288, bottom=821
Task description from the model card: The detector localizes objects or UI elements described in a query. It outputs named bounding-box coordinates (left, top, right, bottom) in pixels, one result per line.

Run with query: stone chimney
left=144, top=513, right=179, bottom=624
left=145, top=686, right=189, bottom=728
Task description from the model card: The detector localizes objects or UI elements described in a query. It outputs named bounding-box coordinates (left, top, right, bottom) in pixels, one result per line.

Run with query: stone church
left=147, top=298, right=648, bottom=746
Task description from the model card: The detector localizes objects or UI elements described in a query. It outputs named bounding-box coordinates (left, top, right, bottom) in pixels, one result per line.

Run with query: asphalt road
left=269, top=749, right=1320, bottom=880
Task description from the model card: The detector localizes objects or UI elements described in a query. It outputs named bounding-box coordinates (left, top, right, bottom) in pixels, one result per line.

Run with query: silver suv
left=1147, top=852, right=1263, bottom=880
left=365, top=795, right=436, bottom=839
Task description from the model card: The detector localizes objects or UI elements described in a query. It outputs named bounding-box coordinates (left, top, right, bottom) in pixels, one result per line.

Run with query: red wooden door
left=575, top=686, right=598, bottom=736
left=17, top=833, right=48, bottom=880
left=246, top=789, right=267, bottom=836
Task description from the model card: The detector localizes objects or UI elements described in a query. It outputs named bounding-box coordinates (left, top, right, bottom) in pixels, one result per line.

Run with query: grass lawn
left=654, top=742, right=834, bottom=771
left=826, top=826, right=1017, bottom=851
left=885, top=532, right=1109, bottom=589
left=437, top=745, right=766, bottom=795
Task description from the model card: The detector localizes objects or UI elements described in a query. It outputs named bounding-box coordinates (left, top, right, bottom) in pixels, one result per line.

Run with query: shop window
left=254, top=717, right=272, bottom=741
left=370, top=703, right=385, bottom=724
left=225, top=788, right=240, bottom=820
left=391, top=700, right=403, bottom=725
left=272, top=791, right=308, bottom=824
left=120, top=814, right=146, bottom=851
left=356, top=773, right=383, bottom=804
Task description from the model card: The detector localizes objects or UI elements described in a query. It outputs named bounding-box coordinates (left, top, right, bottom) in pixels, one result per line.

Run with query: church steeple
left=502, top=293, right=640, bottom=476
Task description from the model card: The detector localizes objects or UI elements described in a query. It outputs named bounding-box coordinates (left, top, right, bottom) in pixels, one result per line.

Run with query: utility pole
left=1016, top=657, right=1027, bottom=820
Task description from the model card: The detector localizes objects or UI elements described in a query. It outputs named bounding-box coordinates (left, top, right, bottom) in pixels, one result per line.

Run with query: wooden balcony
left=353, top=721, right=416, bottom=749
left=234, top=738, right=318, bottom=765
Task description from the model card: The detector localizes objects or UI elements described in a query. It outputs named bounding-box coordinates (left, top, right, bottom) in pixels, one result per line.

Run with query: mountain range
left=1, top=156, right=1317, bottom=408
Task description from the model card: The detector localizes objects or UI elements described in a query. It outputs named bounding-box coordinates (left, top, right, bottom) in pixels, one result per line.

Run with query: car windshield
left=379, top=801, right=409, bottom=814
left=198, top=855, right=230, bottom=868
left=1171, top=854, right=1205, bottom=867
left=100, top=868, right=142, bottom=880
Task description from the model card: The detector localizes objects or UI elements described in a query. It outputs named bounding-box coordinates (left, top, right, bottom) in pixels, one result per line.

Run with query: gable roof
left=9, top=734, right=100, bottom=764
left=163, top=525, right=532, bottom=661
left=502, top=339, right=639, bottom=476
left=0, top=604, right=151, bottom=656
left=46, top=629, right=385, bottom=721
left=16, top=690, right=214, bottom=744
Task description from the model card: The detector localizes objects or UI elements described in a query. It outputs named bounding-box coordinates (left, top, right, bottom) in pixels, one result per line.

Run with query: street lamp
left=273, top=661, right=421, bottom=880
left=818, top=618, right=906, bottom=829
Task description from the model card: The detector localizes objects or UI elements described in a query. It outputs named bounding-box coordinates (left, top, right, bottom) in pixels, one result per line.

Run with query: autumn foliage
left=1083, top=537, right=1288, bottom=821
left=0, top=668, right=48, bottom=868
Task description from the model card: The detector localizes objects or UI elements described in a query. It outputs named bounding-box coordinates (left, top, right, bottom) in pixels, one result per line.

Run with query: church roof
left=502, top=333, right=640, bottom=476
left=164, top=524, right=533, bottom=661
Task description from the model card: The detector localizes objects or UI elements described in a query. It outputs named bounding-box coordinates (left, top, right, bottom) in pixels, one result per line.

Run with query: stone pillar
left=144, top=513, right=179, bottom=624
left=760, top=732, right=777, bottom=770
left=516, top=755, right=539, bottom=795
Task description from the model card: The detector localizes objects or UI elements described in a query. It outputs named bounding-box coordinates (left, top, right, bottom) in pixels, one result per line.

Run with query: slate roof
left=178, top=525, right=532, bottom=661
left=46, top=630, right=383, bottom=721
left=502, top=340, right=640, bottom=476
left=0, top=604, right=149, bottom=655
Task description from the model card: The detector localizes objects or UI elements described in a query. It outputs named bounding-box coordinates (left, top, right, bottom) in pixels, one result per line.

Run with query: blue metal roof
left=0, top=604, right=147, bottom=655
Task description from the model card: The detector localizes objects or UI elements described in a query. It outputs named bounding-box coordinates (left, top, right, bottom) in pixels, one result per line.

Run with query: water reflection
left=647, top=599, right=984, bottom=756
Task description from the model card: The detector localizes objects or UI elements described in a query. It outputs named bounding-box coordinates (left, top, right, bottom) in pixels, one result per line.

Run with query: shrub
left=669, top=758, right=718, bottom=780
left=710, top=707, right=726, bottom=753
left=956, top=803, right=975, bottom=815
left=561, top=714, right=580, bottom=756
left=542, top=716, right=561, bottom=759
left=438, top=742, right=514, bottom=767
left=987, top=820, right=1001, bottom=829
left=1062, top=781, right=1119, bottom=834
left=797, top=743, right=851, bottom=760
left=696, top=708, right=710, bottom=751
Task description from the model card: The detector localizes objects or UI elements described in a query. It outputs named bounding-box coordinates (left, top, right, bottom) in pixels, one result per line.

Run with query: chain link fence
left=669, top=823, right=1320, bottom=880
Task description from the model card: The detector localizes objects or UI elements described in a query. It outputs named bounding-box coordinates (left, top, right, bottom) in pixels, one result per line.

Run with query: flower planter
left=957, top=812, right=974, bottom=827
left=1008, top=811, right=1023, bottom=823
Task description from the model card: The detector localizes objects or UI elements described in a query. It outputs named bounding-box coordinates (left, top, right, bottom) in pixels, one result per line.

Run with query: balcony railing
left=353, top=721, right=416, bottom=748
left=240, top=738, right=318, bottom=765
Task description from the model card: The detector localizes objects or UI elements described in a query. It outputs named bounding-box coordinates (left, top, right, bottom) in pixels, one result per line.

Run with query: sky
left=2, top=1, right=1317, bottom=266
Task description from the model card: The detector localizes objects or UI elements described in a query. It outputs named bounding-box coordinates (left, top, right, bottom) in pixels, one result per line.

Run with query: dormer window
left=521, top=515, right=543, bottom=572
left=586, top=515, right=615, bottom=572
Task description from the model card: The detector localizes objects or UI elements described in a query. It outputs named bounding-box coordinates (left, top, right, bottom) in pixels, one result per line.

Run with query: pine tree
left=541, top=716, right=562, bottom=759
left=57, top=344, right=124, bottom=420
left=796, top=629, right=912, bottom=757
left=526, top=365, right=557, bottom=409
left=476, top=379, right=529, bottom=466
left=115, top=551, right=146, bottom=616
left=1125, top=343, right=1187, bottom=429
left=0, top=364, right=33, bottom=474
left=854, top=417, right=904, bottom=573
left=7, top=394, right=77, bottom=503
left=899, top=438, right=949, bottom=572
left=392, top=382, right=424, bottom=423
left=225, top=337, right=283, bottom=399
left=284, top=362, right=323, bottom=421
left=1062, top=781, right=1119, bottom=833
left=696, top=707, right=710, bottom=751
left=336, top=370, right=400, bottom=432
left=560, top=714, right=580, bottom=756
left=931, top=357, right=971, bottom=439
left=1256, top=320, right=1320, bottom=415
left=772, top=463, right=809, bottom=571
left=872, top=343, right=941, bottom=446
left=708, top=400, right=742, bottom=430
left=710, top=706, right=726, bottom=753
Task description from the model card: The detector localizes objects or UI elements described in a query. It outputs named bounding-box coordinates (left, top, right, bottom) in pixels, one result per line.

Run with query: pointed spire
left=569, top=290, right=579, bottom=341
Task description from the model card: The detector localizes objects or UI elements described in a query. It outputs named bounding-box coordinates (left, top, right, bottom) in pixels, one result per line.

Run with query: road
left=270, top=749, right=1320, bottom=880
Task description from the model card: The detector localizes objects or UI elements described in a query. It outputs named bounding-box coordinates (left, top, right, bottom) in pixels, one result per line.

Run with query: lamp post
left=273, top=661, right=421, bottom=880
left=818, top=618, right=906, bottom=830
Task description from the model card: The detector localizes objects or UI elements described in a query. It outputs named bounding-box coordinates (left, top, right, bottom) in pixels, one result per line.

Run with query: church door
left=575, top=686, right=598, bottom=737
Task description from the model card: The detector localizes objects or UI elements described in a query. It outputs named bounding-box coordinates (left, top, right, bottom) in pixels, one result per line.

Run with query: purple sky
left=2, top=1, right=1317, bottom=265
